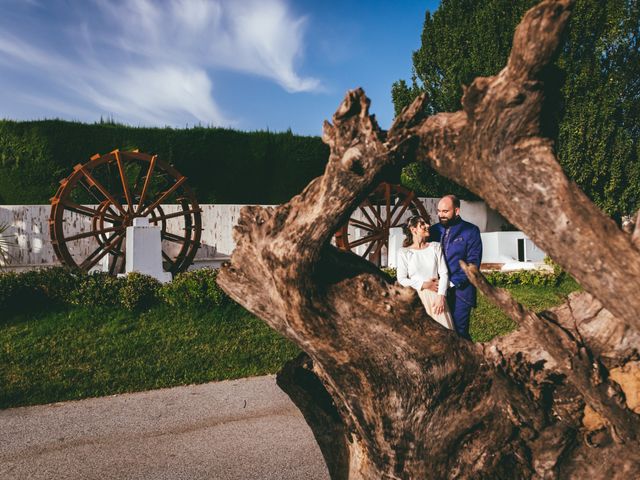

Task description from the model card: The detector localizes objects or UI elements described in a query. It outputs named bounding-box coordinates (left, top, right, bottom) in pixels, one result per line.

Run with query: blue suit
left=429, top=217, right=482, bottom=339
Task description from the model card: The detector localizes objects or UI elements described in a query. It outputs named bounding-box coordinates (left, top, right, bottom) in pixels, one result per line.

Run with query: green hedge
left=382, top=259, right=565, bottom=288
left=484, top=269, right=565, bottom=287
left=0, top=267, right=230, bottom=316
left=484, top=258, right=565, bottom=287
left=0, top=120, right=329, bottom=205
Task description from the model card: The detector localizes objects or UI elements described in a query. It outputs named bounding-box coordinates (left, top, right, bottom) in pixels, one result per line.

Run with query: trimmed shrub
left=119, top=272, right=161, bottom=311
left=0, top=271, right=29, bottom=315
left=1, top=266, right=232, bottom=317
left=160, top=268, right=230, bottom=309
left=25, top=266, right=84, bottom=305
left=68, top=272, right=122, bottom=308
left=484, top=269, right=564, bottom=288
left=0, top=267, right=84, bottom=316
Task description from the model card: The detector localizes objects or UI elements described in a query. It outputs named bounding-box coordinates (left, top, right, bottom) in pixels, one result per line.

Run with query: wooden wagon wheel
left=49, top=149, right=202, bottom=275
left=334, top=182, right=429, bottom=267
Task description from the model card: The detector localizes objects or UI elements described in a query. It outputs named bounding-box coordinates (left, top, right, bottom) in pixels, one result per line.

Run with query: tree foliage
left=393, top=0, right=640, bottom=217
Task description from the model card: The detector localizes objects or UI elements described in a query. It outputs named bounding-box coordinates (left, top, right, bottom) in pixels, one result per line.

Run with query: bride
left=396, top=215, right=454, bottom=330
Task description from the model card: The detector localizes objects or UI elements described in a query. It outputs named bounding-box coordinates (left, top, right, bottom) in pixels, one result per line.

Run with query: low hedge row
left=483, top=268, right=565, bottom=287
left=484, top=258, right=565, bottom=287
left=0, top=267, right=230, bottom=316
left=382, top=258, right=565, bottom=288
left=1, top=260, right=565, bottom=318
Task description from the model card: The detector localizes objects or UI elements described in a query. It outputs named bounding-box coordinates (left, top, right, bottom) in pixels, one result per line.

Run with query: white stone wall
left=480, top=232, right=545, bottom=264
left=0, top=200, right=509, bottom=270
left=0, top=205, right=55, bottom=269
left=0, top=204, right=247, bottom=270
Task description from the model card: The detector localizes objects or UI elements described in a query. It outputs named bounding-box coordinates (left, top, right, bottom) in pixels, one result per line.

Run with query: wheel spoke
left=161, top=231, right=185, bottom=244
left=149, top=208, right=201, bottom=223
left=108, top=236, right=125, bottom=275
left=74, top=164, right=127, bottom=215
left=161, top=249, right=175, bottom=271
left=140, top=176, right=187, bottom=217
left=79, top=232, right=124, bottom=271
left=115, top=151, right=134, bottom=212
left=136, top=154, right=157, bottom=213
left=348, top=218, right=377, bottom=232
left=349, top=233, right=382, bottom=249
left=389, top=192, right=415, bottom=227
left=371, top=238, right=384, bottom=266
left=361, top=238, right=378, bottom=259
left=374, top=204, right=385, bottom=234
left=362, top=198, right=384, bottom=225
left=76, top=179, right=120, bottom=218
left=384, top=183, right=391, bottom=226
left=161, top=250, right=173, bottom=262
left=64, top=226, right=122, bottom=242
left=61, top=200, right=120, bottom=223
left=358, top=205, right=377, bottom=227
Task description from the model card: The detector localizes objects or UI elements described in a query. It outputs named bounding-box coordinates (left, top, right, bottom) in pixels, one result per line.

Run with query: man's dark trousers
left=447, top=289, right=473, bottom=340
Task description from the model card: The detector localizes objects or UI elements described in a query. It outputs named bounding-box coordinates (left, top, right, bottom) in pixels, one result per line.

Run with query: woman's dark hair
left=402, top=214, right=431, bottom=248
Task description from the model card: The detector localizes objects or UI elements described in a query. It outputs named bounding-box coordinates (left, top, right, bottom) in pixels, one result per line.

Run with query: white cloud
left=79, top=65, right=226, bottom=126
left=93, top=0, right=320, bottom=93
left=221, top=1, right=320, bottom=92
left=0, top=0, right=320, bottom=126
left=0, top=33, right=66, bottom=69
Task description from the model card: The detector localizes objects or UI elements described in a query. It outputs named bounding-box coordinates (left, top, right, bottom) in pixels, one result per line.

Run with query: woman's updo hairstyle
left=402, top=214, right=430, bottom=248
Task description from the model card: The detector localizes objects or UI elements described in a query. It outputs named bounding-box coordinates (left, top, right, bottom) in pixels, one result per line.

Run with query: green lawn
left=0, top=277, right=580, bottom=409
left=470, top=276, right=581, bottom=342
left=0, top=304, right=300, bottom=409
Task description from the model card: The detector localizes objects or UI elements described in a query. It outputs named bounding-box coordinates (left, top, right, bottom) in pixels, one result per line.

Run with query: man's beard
left=439, top=216, right=453, bottom=226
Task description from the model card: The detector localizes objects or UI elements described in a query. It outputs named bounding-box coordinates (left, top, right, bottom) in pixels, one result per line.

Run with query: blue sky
left=0, top=0, right=440, bottom=136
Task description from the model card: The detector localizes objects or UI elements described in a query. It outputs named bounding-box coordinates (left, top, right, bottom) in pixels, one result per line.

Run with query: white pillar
left=124, top=217, right=172, bottom=282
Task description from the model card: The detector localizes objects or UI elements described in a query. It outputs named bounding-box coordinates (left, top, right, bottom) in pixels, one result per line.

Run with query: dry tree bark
left=217, top=0, right=640, bottom=478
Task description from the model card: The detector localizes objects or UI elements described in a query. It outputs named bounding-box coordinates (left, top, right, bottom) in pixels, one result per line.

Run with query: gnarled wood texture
left=217, top=0, right=640, bottom=477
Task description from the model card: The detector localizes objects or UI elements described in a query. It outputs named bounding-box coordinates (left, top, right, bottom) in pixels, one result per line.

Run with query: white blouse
left=396, top=243, right=449, bottom=296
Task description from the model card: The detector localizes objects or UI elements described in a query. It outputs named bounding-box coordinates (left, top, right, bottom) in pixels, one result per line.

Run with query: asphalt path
left=0, top=375, right=330, bottom=480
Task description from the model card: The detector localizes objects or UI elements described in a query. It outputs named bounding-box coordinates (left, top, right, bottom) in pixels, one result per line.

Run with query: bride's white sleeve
left=397, top=248, right=423, bottom=291
left=436, top=245, right=449, bottom=296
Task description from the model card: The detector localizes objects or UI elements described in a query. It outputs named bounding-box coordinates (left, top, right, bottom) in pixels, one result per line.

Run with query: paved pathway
left=0, top=376, right=330, bottom=480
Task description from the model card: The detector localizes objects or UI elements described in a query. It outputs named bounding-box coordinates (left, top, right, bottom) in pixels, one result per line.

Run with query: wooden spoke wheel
left=334, top=183, right=429, bottom=267
left=49, top=150, right=202, bottom=275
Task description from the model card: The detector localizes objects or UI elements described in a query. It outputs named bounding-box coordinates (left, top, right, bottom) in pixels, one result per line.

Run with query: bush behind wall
left=0, top=120, right=329, bottom=205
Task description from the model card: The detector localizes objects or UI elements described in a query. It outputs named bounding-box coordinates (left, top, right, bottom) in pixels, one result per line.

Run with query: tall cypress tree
left=393, top=0, right=640, bottom=217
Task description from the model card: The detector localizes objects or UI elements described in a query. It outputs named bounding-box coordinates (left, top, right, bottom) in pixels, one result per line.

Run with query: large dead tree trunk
left=217, top=0, right=640, bottom=478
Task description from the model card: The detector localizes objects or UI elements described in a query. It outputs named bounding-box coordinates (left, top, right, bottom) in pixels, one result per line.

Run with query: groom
left=427, top=195, right=482, bottom=340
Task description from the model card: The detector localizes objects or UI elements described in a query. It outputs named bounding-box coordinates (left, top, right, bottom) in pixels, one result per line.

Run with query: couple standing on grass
left=397, top=194, right=482, bottom=340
